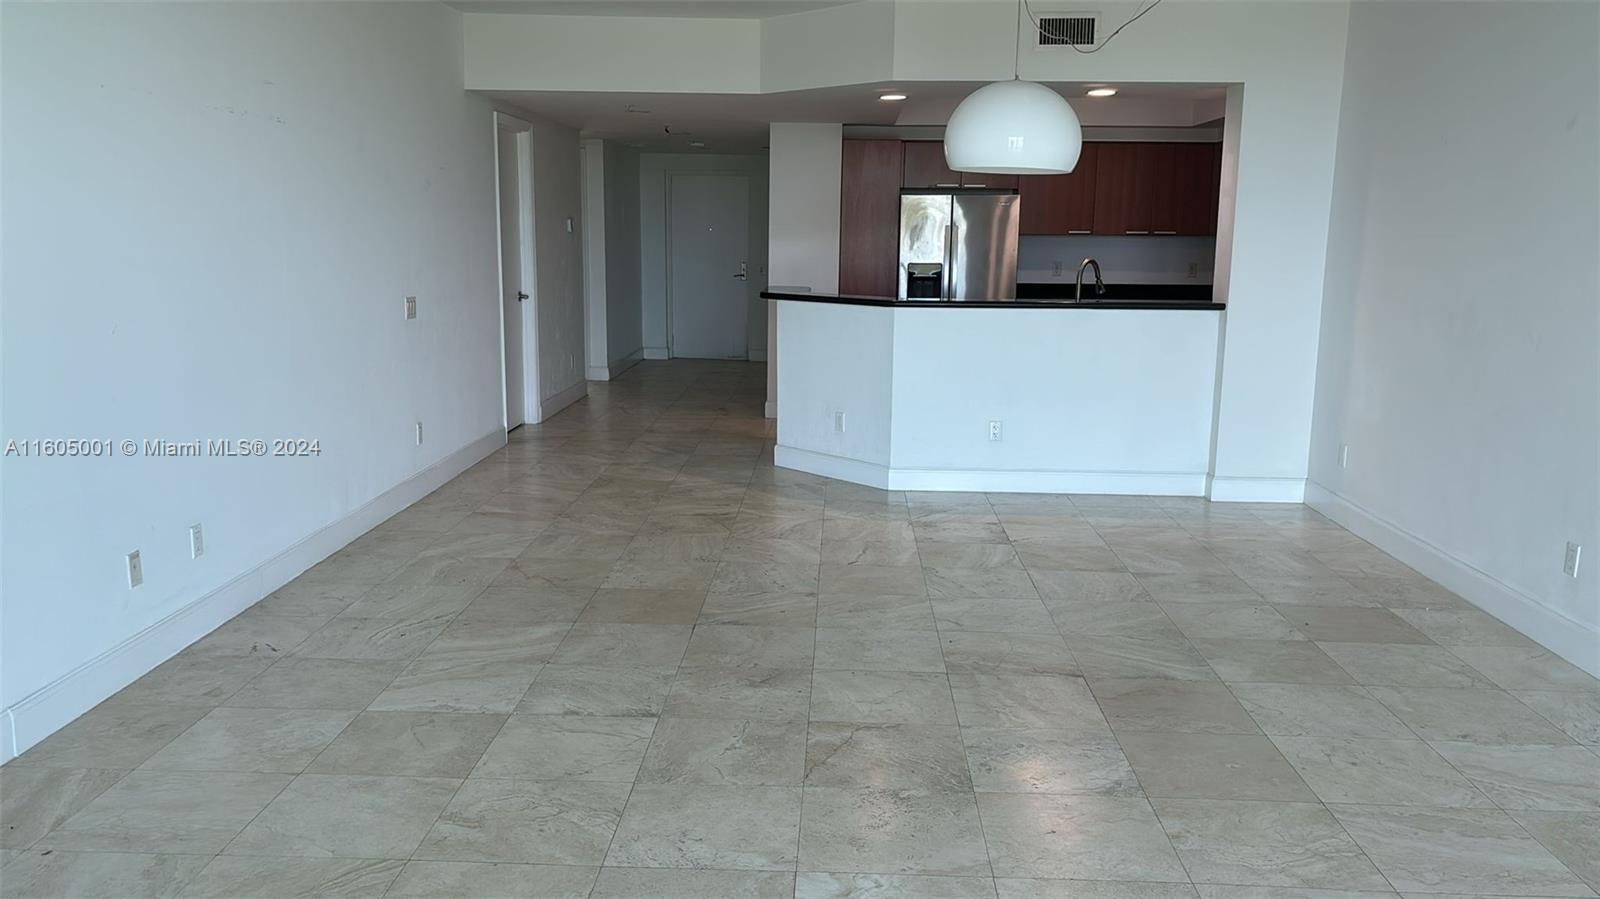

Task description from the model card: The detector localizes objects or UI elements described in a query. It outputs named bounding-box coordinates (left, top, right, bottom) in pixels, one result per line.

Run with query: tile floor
left=3, top=360, right=1597, bottom=898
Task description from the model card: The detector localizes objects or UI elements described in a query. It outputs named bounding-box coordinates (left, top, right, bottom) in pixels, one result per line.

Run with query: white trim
left=493, top=111, right=539, bottom=429
left=643, top=346, right=670, bottom=360
left=748, top=349, right=768, bottom=362
left=775, top=445, right=1208, bottom=496
left=1207, top=475, right=1306, bottom=503
left=585, top=348, right=644, bottom=382
left=536, top=379, right=589, bottom=422
left=774, top=446, right=891, bottom=490
left=764, top=401, right=777, bottom=420
left=1307, top=481, right=1600, bottom=678
left=0, top=429, right=507, bottom=762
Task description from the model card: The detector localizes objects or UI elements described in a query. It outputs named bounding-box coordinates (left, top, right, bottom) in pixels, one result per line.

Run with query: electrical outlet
left=989, top=420, right=1003, bottom=442
left=404, top=296, right=417, bottom=320
left=415, top=421, right=423, bottom=446
left=1564, top=542, right=1582, bottom=578
left=834, top=411, right=846, bottom=433
left=1052, top=260, right=1063, bottom=278
left=1339, top=444, right=1349, bottom=468
left=126, top=550, right=143, bottom=588
left=189, top=524, right=204, bottom=559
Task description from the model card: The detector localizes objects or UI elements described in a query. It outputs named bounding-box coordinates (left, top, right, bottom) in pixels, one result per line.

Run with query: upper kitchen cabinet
left=839, top=138, right=904, bottom=297
left=1093, top=142, right=1220, bottom=236
left=1018, top=142, right=1099, bottom=235
left=902, top=141, right=1019, bottom=190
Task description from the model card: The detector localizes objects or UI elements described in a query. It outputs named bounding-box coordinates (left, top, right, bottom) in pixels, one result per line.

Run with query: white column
left=765, top=122, right=843, bottom=419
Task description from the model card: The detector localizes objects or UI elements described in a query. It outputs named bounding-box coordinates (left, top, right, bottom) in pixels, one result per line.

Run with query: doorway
left=495, top=113, right=537, bottom=429
left=668, top=173, right=750, bottom=360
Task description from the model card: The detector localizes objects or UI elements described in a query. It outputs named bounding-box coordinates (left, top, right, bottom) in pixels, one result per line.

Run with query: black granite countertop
left=761, top=288, right=1224, bottom=311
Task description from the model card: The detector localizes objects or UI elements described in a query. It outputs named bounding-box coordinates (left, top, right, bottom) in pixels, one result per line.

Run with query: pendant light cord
left=1020, top=0, right=1167, bottom=53
left=1012, top=0, right=1023, bottom=78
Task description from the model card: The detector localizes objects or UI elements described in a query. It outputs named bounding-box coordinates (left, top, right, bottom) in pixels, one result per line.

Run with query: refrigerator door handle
left=944, top=222, right=956, bottom=300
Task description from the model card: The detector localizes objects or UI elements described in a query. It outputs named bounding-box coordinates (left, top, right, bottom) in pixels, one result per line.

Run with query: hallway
left=3, top=361, right=1596, bottom=898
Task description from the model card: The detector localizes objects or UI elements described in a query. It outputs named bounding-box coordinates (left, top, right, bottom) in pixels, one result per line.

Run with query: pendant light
left=943, top=0, right=1083, bottom=174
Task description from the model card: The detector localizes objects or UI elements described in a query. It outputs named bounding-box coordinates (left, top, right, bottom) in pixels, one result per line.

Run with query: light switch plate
left=1564, top=542, right=1582, bottom=578
left=404, top=296, right=417, bottom=320
left=189, top=524, right=204, bottom=559
left=126, top=550, right=143, bottom=588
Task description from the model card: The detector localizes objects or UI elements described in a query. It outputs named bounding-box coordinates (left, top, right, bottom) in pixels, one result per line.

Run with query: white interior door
left=496, top=118, right=534, bottom=428
left=669, top=173, right=750, bottom=359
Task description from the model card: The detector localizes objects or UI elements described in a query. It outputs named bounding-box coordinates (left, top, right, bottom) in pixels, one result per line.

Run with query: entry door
left=496, top=121, right=532, bottom=427
left=669, top=174, right=750, bottom=359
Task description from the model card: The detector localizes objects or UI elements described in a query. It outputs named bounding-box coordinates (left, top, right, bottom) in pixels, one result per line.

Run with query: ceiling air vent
left=1035, top=13, right=1098, bottom=47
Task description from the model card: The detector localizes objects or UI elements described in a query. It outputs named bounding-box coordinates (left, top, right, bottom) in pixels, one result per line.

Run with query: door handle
left=734, top=262, right=748, bottom=281
left=516, top=292, right=528, bottom=301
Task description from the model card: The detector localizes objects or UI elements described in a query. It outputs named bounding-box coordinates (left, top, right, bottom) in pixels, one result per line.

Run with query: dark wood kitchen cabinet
left=901, top=141, right=1019, bottom=190
left=1018, top=142, right=1100, bottom=235
left=839, top=138, right=904, bottom=297
left=1093, top=142, right=1220, bottom=236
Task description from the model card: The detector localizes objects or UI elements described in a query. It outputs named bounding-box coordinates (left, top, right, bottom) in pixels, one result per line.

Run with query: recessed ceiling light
left=879, top=93, right=908, bottom=102
left=688, top=140, right=707, bottom=148
left=1086, top=87, right=1118, bottom=97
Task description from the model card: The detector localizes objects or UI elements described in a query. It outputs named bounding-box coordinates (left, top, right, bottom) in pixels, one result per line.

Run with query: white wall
left=1308, top=1, right=1600, bottom=673
left=1018, top=236, right=1216, bottom=285
left=638, top=152, right=769, bottom=359
left=0, top=2, right=516, bottom=758
left=580, top=139, right=644, bottom=380
left=528, top=118, right=587, bottom=411
left=774, top=301, right=1222, bottom=494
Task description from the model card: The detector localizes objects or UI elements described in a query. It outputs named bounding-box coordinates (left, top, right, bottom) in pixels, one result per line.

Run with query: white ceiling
left=446, top=0, right=859, bottom=18
left=486, top=82, right=1227, bottom=153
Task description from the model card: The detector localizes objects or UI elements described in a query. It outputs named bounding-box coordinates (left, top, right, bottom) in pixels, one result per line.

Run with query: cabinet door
left=1018, top=142, right=1099, bottom=235
left=1171, top=142, right=1222, bottom=235
left=902, top=140, right=962, bottom=188
left=960, top=171, right=1019, bottom=190
left=1145, top=143, right=1185, bottom=235
left=839, top=139, right=904, bottom=297
left=1092, top=142, right=1155, bottom=235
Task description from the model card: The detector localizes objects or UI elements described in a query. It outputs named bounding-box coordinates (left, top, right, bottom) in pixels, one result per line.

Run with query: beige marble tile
left=386, top=862, right=597, bottom=899
left=711, top=560, right=821, bottom=596
left=811, top=670, right=959, bottom=725
left=335, top=584, right=481, bottom=622
left=962, top=728, right=1139, bottom=797
left=473, top=714, right=654, bottom=781
left=1271, top=736, right=1492, bottom=808
left=1160, top=602, right=1306, bottom=641
left=997, top=880, right=1196, bottom=899
left=815, top=627, right=946, bottom=672
left=225, top=773, right=459, bottom=859
left=0, top=767, right=127, bottom=849
left=801, top=787, right=989, bottom=876
left=140, top=707, right=355, bottom=773
left=607, top=784, right=802, bottom=870
left=1317, top=641, right=1497, bottom=688
left=578, top=588, right=706, bottom=624
left=591, top=867, right=797, bottom=899
left=804, top=722, right=969, bottom=790
left=939, top=632, right=1079, bottom=676
left=949, top=674, right=1108, bottom=731
left=1448, top=645, right=1600, bottom=692
left=1153, top=798, right=1388, bottom=889
left=1092, top=678, right=1259, bottom=735
left=699, top=591, right=819, bottom=626
left=664, top=667, right=813, bottom=722
left=799, top=872, right=995, bottom=899
left=177, top=856, right=405, bottom=898
left=1027, top=570, right=1150, bottom=604
left=682, top=624, right=817, bottom=669
left=1515, top=690, right=1600, bottom=745
left=1274, top=606, right=1431, bottom=644
left=977, top=793, right=1186, bottom=882
left=290, top=617, right=446, bottom=661
left=816, top=593, right=937, bottom=630
left=1365, top=686, right=1577, bottom=744
left=916, top=542, right=1022, bottom=570
left=518, top=664, right=677, bottom=717
left=931, top=598, right=1056, bottom=633
left=305, top=710, right=503, bottom=777
left=1119, top=732, right=1314, bottom=801
left=1330, top=804, right=1594, bottom=896
left=10, top=704, right=209, bottom=770
left=1508, top=810, right=1600, bottom=892
left=1188, top=638, right=1354, bottom=684
left=1231, top=683, right=1414, bottom=738
left=1064, top=634, right=1218, bottom=682
left=819, top=564, right=927, bottom=597
left=925, top=567, right=1041, bottom=600
left=0, top=849, right=211, bottom=899
left=184, top=614, right=327, bottom=659
left=640, top=716, right=806, bottom=785
left=49, top=769, right=291, bottom=854
left=550, top=623, right=693, bottom=667
left=415, top=778, right=629, bottom=865
left=1428, top=742, right=1600, bottom=811
left=1392, top=608, right=1540, bottom=647
left=106, top=655, right=274, bottom=707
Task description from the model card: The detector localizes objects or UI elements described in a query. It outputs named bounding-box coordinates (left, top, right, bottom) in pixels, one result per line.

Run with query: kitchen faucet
left=1075, top=258, right=1106, bottom=303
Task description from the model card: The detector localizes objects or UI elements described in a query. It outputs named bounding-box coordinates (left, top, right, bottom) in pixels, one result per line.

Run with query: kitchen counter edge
left=761, top=290, right=1225, bottom=310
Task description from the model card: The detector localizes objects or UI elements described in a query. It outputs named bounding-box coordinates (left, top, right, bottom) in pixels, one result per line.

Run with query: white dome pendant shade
left=944, top=80, right=1084, bottom=175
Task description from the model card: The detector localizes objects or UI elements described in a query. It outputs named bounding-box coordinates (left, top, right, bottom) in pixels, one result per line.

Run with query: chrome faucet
left=1075, top=258, right=1106, bottom=303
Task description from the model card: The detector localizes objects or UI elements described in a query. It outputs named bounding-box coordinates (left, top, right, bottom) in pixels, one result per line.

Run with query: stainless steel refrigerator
left=898, top=190, right=1020, bottom=300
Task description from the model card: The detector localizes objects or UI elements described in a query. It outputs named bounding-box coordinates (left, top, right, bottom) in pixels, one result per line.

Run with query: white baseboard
left=764, top=401, right=777, bottom=420
left=748, top=349, right=768, bottom=362
left=775, top=446, right=1208, bottom=496
left=0, top=428, right=506, bottom=762
left=1307, top=481, right=1599, bottom=678
left=1207, top=475, right=1306, bottom=503
left=585, top=349, right=644, bottom=383
left=535, top=379, right=588, bottom=422
left=643, top=346, right=670, bottom=360
left=774, top=446, right=890, bottom=489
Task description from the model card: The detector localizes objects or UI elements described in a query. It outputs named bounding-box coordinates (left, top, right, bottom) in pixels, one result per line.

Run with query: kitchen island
left=762, top=290, right=1226, bottom=495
